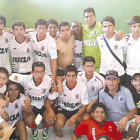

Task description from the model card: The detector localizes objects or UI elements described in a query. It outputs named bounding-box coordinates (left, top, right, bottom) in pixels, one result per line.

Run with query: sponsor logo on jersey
left=34, top=50, right=47, bottom=58
left=9, top=112, right=20, bottom=121
left=118, top=96, right=124, bottom=102
left=0, top=48, right=8, bottom=54
left=83, top=40, right=98, bottom=47
left=13, top=56, right=31, bottom=63
left=61, top=101, right=80, bottom=109
left=28, top=94, right=46, bottom=101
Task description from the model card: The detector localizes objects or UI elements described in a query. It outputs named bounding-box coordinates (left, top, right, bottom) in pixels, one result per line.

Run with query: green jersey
left=82, top=22, right=103, bottom=71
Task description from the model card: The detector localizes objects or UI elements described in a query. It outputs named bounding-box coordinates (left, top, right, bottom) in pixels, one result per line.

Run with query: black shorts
left=57, top=68, right=64, bottom=77
left=32, top=106, right=46, bottom=117
left=10, top=124, right=20, bottom=140
left=55, top=106, right=79, bottom=120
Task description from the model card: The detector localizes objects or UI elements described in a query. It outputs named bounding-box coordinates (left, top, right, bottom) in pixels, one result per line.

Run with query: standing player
left=0, top=14, right=13, bottom=74
left=45, top=65, right=88, bottom=137
left=29, top=19, right=57, bottom=80
left=78, top=56, right=104, bottom=113
left=9, top=61, right=58, bottom=140
left=8, top=20, right=34, bottom=74
left=5, top=81, right=27, bottom=140
left=72, top=21, right=83, bottom=71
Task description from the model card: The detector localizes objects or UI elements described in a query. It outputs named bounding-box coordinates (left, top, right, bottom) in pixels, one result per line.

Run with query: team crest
left=128, top=43, right=131, bottom=46
left=14, top=75, right=18, bottom=81
left=63, top=93, right=67, bottom=97
left=109, top=126, right=113, bottom=131
left=114, top=45, right=118, bottom=50
left=75, top=94, right=79, bottom=99
left=5, top=38, right=8, bottom=43
left=91, top=86, right=95, bottom=91
left=41, top=46, right=44, bottom=51
left=42, top=89, right=46, bottom=94
left=26, top=48, right=30, bottom=53
left=15, top=103, right=18, bottom=109
left=93, top=31, right=97, bottom=37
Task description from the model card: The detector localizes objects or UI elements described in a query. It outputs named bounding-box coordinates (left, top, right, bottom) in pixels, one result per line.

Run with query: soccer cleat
left=32, top=128, right=38, bottom=140
left=42, top=128, right=49, bottom=140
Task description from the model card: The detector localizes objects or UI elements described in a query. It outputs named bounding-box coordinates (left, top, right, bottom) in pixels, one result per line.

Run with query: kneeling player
left=45, top=65, right=88, bottom=137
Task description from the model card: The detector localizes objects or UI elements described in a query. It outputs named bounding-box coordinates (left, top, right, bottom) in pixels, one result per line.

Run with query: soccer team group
left=0, top=6, right=140, bottom=140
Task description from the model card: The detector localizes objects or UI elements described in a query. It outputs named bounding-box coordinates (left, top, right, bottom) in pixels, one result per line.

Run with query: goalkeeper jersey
left=82, top=22, right=103, bottom=71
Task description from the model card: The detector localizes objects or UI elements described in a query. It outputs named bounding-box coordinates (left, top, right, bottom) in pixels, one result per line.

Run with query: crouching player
left=4, top=81, right=27, bottom=140
left=45, top=65, right=88, bottom=137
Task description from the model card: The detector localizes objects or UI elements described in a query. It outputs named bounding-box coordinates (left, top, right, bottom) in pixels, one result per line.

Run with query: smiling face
left=131, top=75, right=140, bottom=93
left=48, top=23, right=58, bottom=38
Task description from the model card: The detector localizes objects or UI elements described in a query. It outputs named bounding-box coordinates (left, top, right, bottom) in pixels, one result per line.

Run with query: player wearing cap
left=9, top=61, right=58, bottom=140
left=29, top=19, right=57, bottom=79
left=97, top=16, right=126, bottom=85
left=125, top=16, right=140, bottom=86
left=99, top=70, right=137, bottom=138
left=4, top=80, right=27, bottom=140
left=8, top=20, right=34, bottom=74
left=0, top=14, right=14, bottom=74
left=78, top=56, right=104, bottom=113
left=45, top=65, right=88, bottom=138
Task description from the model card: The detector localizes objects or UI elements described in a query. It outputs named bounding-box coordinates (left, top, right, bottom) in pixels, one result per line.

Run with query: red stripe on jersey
left=95, top=76, right=103, bottom=84
left=70, top=81, right=77, bottom=90
left=37, top=34, right=46, bottom=42
left=20, top=38, right=25, bottom=44
left=10, top=98, right=17, bottom=103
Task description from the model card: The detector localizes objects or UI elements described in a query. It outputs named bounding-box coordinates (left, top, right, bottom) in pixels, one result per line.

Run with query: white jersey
left=9, top=73, right=58, bottom=109
left=0, top=85, right=6, bottom=94
left=4, top=94, right=25, bottom=126
left=73, top=40, right=83, bottom=71
left=8, top=37, right=34, bottom=73
left=0, top=117, right=4, bottom=123
left=29, top=32, right=57, bottom=75
left=125, top=34, right=140, bottom=76
left=78, top=71, right=104, bottom=103
left=0, top=31, right=14, bottom=74
left=56, top=79, right=88, bottom=111
left=97, top=33, right=127, bottom=76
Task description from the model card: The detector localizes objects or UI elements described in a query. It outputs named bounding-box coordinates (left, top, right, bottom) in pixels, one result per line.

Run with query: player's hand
left=24, top=34, right=30, bottom=42
left=115, top=30, right=124, bottom=41
left=4, top=28, right=14, bottom=34
left=67, top=114, right=77, bottom=127
left=134, top=115, right=140, bottom=124
left=6, top=92, right=10, bottom=106
left=24, top=94, right=31, bottom=106
left=46, top=110, right=56, bottom=125
left=57, top=77, right=64, bottom=94
left=117, top=117, right=128, bottom=132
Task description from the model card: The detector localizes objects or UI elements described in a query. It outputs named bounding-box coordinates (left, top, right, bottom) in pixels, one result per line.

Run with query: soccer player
left=5, top=80, right=27, bottom=140
left=47, top=19, right=58, bottom=40
left=0, top=14, right=13, bottom=74
left=82, top=7, right=124, bottom=72
left=29, top=19, right=57, bottom=79
left=72, top=21, right=83, bottom=71
left=78, top=56, right=104, bottom=113
left=45, top=65, right=88, bottom=137
left=97, top=16, right=126, bottom=85
left=8, top=20, right=34, bottom=74
left=98, top=70, right=137, bottom=138
left=56, top=21, right=74, bottom=76
left=9, top=61, right=58, bottom=140
left=0, top=67, right=9, bottom=94
left=125, top=16, right=140, bottom=86
left=72, top=102, right=126, bottom=140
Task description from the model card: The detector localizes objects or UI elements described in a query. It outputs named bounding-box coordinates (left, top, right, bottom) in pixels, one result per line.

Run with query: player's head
left=35, top=18, right=47, bottom=37
left=105, top=70, right=120, bottom=90
left=59, top=21, right=71, bottom=40
left=91, top=102, right=106, bottom=123
left=97, top=135, right=111, bottom=140
left=6, top=80, right=21, bottom=101
left=0, top=67, right=9, bottom=88
left=101, top=16, right=116, bottom=36
left=47, top=19, right=58, bottom=38
left=64, top=65, right=78, bottom=88
left=12, top=20, right=26, bottom=38
left=71, top=21, right=82, bottom=36
left=128, top=16, right=140, bottom=36
left=0, top=93, right=7, bottom=111
left=32, top=61, right=45, bottom=85
left=83, top=7, right=96, bottom=29
left=83, top=56, right=95, bottom=76
left=0, top=15, right=6, bottom=34
left=131, top=70, right=140, bottom=93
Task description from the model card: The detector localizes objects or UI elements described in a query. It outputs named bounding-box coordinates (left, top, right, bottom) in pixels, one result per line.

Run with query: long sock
left=28, top=121, right=37, bottom=130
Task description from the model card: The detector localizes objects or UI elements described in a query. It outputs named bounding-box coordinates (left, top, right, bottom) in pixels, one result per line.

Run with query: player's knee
left=129, top=122, right=139, bottom=130
left=55, top=120, right=65, bottom=129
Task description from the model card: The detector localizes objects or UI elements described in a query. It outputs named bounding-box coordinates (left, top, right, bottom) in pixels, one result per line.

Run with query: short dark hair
left=0, top=14, right=6, bottom=26
left=58, top=21, right=70, bottom=31
left=35, top=18, right=47, bottom=28
left=32, top=61, right=45, bottom=72
left=128, top=16, right=140, bottom=26
left=0, top=67, right=9, bottom=78
left=47, top=19, right=58, bottom=28
left=83, top=56, right=95, bottom=65
left=0, top=93, right=6, bottom=101
left=64, top=65, right=78, bottom=76
left=91, top=102, right=107, bottom=115
left=83, top=7, right=95, bottom=17
left=97, top=135, right=111, bottom=140
left=12, top=20, right=26, bottom=30
left=101, top=16, right=115, bottom=26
